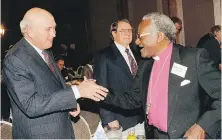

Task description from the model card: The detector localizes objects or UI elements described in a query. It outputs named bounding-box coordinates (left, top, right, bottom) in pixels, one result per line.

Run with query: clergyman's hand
left=77, top=77, right=108, bottom=101
left=184, top=123, right=205, bottom=139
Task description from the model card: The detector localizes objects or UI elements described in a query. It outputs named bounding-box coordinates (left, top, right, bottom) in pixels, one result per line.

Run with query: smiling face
left=135, top=19, right=159, bottom=58
left=24, top=8, right=56, bottom=50
left=112, top=21, right=133, bottom=47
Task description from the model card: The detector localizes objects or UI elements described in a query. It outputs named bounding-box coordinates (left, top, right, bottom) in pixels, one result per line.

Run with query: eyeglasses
left=117, top=29, right=133, bottom=34
left=136, top=32, right=152, bottom=39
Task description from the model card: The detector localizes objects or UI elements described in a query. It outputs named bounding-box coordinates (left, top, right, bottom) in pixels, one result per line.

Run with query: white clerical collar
left=152, top=56, right=160, bottom=61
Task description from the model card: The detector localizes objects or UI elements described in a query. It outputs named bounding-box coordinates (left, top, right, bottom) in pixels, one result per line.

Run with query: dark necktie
left=125, top=48, right=138, bottom=77
left=42, top=50, right=55, bottom=73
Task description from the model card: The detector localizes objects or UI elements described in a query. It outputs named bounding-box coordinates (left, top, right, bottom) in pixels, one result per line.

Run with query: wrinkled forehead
left=27, top=12, right=56, bottom=28
left=117, top=21, right=132, bottom=29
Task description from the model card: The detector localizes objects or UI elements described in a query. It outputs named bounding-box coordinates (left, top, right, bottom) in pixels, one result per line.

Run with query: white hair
left=142, top=12, right=177, bottom=41
left=20, top=18, right=32, bottom=35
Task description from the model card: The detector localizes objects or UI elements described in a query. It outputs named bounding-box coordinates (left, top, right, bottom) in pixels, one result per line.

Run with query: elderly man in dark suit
left=93, top=19, right=143, bottom=134
left=2, top=7, right=108, bottom=139
left=104, top=12, right=221, bottom=139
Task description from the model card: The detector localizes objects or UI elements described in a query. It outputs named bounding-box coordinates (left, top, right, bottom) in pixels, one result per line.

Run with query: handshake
left=76, top=77, right=108, bottom=101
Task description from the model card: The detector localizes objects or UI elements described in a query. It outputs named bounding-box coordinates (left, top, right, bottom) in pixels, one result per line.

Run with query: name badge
left=171, top=63, right=187, bottom=78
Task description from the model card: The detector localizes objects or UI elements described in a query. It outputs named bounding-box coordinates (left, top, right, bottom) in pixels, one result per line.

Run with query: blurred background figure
left=171, top=17, right=183, bottom=44
left=197, top=25, right=221, bottom=48
left=196, top=25, right=221, bottom=70
left=56, top=56, right=65, bottom=71
left=171, top=17, right=182, bottom=36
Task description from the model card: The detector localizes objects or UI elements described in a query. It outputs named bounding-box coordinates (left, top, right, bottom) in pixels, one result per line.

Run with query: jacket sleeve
left=103, top=60, right=146, bottom=110
left=3, top=55, right=77, bottom=118
left=93, top=54, right=116, bottom=125
left=196, top=49, right=221, bottom=138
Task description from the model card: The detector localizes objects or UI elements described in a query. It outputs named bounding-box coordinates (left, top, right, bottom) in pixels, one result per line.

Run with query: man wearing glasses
left=93, top=19, right=144, bottom=137
left=104, top=13, right=221, bottom=139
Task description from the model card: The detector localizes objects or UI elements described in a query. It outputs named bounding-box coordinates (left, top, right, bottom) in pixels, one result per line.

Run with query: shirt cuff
left=71, top=85, right=81, bottom=100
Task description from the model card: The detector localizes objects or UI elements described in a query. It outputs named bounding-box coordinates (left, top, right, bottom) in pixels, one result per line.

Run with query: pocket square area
left=180, top=80, right=190, bottom=86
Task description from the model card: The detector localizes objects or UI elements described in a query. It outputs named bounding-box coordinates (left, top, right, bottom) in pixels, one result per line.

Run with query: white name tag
left=171, top=63, right=187, bottom=78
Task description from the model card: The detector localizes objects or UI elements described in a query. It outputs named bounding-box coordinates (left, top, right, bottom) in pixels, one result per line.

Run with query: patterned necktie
left=125, top=48, right=138, bottom=77
left=42, top=50, right=55, bottom=73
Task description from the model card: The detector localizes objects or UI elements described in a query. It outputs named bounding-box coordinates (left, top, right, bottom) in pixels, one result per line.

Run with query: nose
left=135, top=38, right=144, bottom=48
left=51, top=28, right=56, bottom=37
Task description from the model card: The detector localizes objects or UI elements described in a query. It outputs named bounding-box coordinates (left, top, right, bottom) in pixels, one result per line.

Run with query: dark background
left=1, top=0, right=92, bottom=68
left=1, top=0, right=215, bottom=67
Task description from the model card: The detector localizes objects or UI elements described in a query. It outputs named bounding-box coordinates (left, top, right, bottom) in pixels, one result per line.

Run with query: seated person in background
left=56, top=55, right=65, bottom=71
left=55, top=56, right=68, bottom=80
left=198, top=25, right=221, bottom=70
left=93, top=19, right=144, bottom=134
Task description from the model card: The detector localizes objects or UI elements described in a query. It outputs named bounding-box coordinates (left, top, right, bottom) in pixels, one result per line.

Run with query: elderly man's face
left=136, top=19, right=159, bottom=58
left=29, top=14, right=56, bottom=50
left=112, top=21, right=133, bottom=47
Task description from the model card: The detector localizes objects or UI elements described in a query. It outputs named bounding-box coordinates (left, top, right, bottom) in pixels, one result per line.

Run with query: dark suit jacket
left=104, top=44, right=221, bottom=138
left=93, top=43, right=143, bottom=130
left=201, top=37, right=221, bottom=65
left=196, top=33, right=211, bottom=48
left=3, top=38, right=77, bottom=139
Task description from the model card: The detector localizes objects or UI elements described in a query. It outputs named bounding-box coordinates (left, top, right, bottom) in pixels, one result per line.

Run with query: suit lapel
left=111, top=43, right=133, bottom=79
left=167, top=46, right=182, bottom=129
left=23, top=38, right=62, bottom=86
left=48, top=51, right=67, bottom=88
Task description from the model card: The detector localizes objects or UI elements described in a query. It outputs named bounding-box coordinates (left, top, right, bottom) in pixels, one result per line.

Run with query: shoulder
left=94, top=45, right=113, bottom=60
left=5, top=38, right=27, bottom=58
left=177, top=45, right=211, bottom=64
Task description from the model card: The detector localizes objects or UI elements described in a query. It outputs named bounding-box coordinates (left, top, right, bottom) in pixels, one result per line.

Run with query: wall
left=182, top=0, right=215, bottom=47
left=127, top=0, right=158, bottom=32
left=88, top=0, right=119, bottom=53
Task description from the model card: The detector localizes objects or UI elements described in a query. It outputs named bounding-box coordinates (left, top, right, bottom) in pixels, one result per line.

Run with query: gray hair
left=20, top=18, right=32, bottom=35
left=142, top=12, right=177, bottom=41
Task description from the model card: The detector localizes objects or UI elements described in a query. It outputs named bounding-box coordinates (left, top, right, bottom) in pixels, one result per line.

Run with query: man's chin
left=141, top=53, right=151, bottom=58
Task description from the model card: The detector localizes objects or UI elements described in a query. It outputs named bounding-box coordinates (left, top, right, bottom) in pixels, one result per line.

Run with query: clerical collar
left=152, top=43, right=173, bottom=61
left=152, top=56, right=160, bottom=61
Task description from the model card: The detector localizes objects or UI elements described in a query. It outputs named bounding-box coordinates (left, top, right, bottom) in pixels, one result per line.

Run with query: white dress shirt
left=114, top=41, right=137, bottom=73
left=24, top=38, right=81, bottom=99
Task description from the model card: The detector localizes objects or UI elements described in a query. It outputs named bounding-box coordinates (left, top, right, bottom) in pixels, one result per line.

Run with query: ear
left=26, top=26, right=34, bottom=38
left=157, top=32, right=165, bottom=42
left=111, top=31, right=117, bottom=39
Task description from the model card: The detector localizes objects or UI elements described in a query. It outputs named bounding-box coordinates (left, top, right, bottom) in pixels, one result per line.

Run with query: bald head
left=20, top=7, right=56, bottom=50
left=20, top=8, right=54, bottom=34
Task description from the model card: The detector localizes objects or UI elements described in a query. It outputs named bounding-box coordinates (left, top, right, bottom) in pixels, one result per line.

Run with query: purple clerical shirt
left=146, top=43, right=173, bottom=132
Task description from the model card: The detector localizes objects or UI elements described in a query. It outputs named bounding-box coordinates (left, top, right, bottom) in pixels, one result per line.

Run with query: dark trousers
left=145, top=125, right=169, bottom=139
